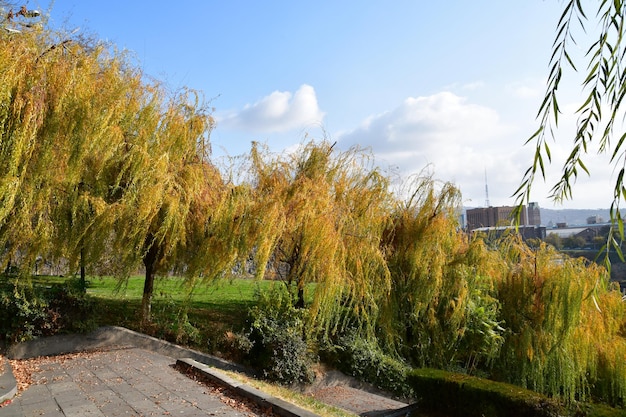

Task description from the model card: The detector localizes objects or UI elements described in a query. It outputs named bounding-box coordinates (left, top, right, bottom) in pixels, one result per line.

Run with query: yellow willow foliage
left=378, top=176, right=504, bottom=368
left=0, top=27, right=161, bottom=275
left=494, top=237, right=626, bottom=405
left=0, top=33, right=48, bottom=260
left=381, top=179, right=452, bottom=321
left=310, top=150, right=392, bottom=338
left=102, top=88, right=220, bottom=276
left=0, top=32, right=114, bottom=268
left=248, top=142, right=393, bottom=337
left=0, top=27, right=237, bottom=297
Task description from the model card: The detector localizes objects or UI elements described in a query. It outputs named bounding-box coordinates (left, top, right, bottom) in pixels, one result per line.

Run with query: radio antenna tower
left=484, top=168, right=490, bottom=207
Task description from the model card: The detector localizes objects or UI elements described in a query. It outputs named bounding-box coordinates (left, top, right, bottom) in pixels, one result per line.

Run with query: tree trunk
left=141, top=237, right=161, bottom=325
left=79, top=247, right=86, bottom=293
left=295, top=281, right=305, bottom=309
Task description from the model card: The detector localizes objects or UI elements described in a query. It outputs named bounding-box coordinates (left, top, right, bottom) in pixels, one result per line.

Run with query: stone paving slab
left=0, top=347, right=268, bottom=417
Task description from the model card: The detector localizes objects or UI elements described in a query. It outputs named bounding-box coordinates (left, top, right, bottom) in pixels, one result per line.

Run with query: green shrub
left=407, top=368, right=563, bottom=417
left=0, top=285, right=52, bottom=343
left=46, top=279, right=97, bottom=333
left=331, top=332, right=413, bottom=399
left=150, top=294, right=201, bottom=346
left=217, top=330, right=253, bottom=363
left=0, top=279, right=96, bottom=343
left=244, top=287, right=315, bottom=385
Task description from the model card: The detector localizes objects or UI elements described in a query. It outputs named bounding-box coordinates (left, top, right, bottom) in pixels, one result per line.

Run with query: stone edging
left=0, top=356, right=17, bottom=404
left=177, top=358, right=321, bottom=417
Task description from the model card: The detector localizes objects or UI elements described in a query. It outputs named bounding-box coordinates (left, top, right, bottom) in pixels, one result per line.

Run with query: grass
left=80, top=275, right=279, bottom=348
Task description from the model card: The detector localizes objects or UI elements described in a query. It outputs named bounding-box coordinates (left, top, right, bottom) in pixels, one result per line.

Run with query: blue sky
left=23, top=1, right=614, bottom=209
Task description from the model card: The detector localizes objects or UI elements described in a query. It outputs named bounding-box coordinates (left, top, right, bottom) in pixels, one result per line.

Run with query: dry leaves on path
left=8, top=349, right=108, bottom=393
left=179, top=364, right=276, bottom=417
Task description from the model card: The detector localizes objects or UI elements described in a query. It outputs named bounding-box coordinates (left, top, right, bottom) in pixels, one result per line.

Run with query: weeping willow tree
left=98, top=88, right=217, bottom=323
left=0, top=23, right=158, bottom=278
left=248, top=141, right=392, bottom=337
left=78, top=77, right=252, bottom=324
left=377, top=175, right=504, bottom=370
left=0, top=27, right=82, bottom=274
left=494, top=237, right=626, bottom=405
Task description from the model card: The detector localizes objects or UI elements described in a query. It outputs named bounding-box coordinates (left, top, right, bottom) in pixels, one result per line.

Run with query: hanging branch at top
left=514, top=0, right=626, bottom=266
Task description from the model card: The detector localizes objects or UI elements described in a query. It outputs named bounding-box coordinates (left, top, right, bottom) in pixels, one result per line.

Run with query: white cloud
left=217, top=84, right=325, bottom=133
left=337, top=91, right=526, bottom=205
left=336, top=90, right=621, bottom=209
left=462, top=81, right=485, bottom=91
left=339, top=91, right=511, bottom=162
left=505, top=78, right=545, bottom=100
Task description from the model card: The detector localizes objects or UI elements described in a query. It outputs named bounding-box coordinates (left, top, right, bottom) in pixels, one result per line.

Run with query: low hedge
left=407, top=368, right=563, bottom=417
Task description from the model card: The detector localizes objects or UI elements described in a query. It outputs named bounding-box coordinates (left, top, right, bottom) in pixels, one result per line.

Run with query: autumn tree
left=377, top=176, right=503, bottom=369
left=0, top=23, right=249, bottom=323
left=248, top=142, right=392, bottom=336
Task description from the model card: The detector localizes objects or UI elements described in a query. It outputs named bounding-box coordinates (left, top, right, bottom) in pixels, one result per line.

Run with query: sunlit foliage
left=494, top=238, right=626, bottom=404
left=248, top=142, right=392, bottom=337
left=0, top=26, right=246, bottom=323
left=378, top=176, right=504, bottom=371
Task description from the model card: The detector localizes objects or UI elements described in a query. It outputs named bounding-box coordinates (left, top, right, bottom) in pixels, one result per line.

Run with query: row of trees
left=3, top=6, right=626, bottom=406
left=246, top=141, right=626, bottom=405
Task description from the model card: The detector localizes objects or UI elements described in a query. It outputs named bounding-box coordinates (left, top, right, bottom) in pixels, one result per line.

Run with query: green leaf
left=543, top=141, right=552, bottom=161
left=564, top=50, right=578, bottom=71
left=583, top=61, right=600, bottom=85
left=558, top=1, right=574, bottom=28
left=577, top=158, right=589, bottom=175
left=575, top=92, right=594, bottom=113
left=525, top=126, right=544, bottom=145
left=575, top=0, right=587, bottom=18
left=610, top=132, right=626, bottom=161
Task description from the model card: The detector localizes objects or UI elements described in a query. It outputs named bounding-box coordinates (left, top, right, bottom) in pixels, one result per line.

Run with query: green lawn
left=78, top=275, right=280, bottom=350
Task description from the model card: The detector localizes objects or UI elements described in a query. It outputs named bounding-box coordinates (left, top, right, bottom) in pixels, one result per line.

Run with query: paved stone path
left=0, top=347, right=268, bottom=417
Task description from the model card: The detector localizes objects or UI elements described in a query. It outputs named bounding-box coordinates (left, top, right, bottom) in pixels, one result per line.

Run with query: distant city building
left=472, top=225, right=547, bottom=242
left=466, top=203, right=540, bottom=231
left=586, top=215, right=604, bottom=224
left=528, top=202, right=541, bottom=226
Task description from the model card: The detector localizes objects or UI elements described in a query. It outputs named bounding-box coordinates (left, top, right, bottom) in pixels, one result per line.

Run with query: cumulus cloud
left=505, top=79, right=545, bottom=100
left=217, top=84, right=325, bottom=133
left=337, top=91, right=523, bottom=205
left=340, top=91, right=510, bottom=157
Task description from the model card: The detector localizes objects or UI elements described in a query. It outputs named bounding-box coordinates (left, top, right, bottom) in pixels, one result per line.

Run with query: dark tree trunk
left=295, top=285, right=305, bottom=309
left=141, top=236, right=161, bottom=324
left=79, top=247, right=86, bottom=293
